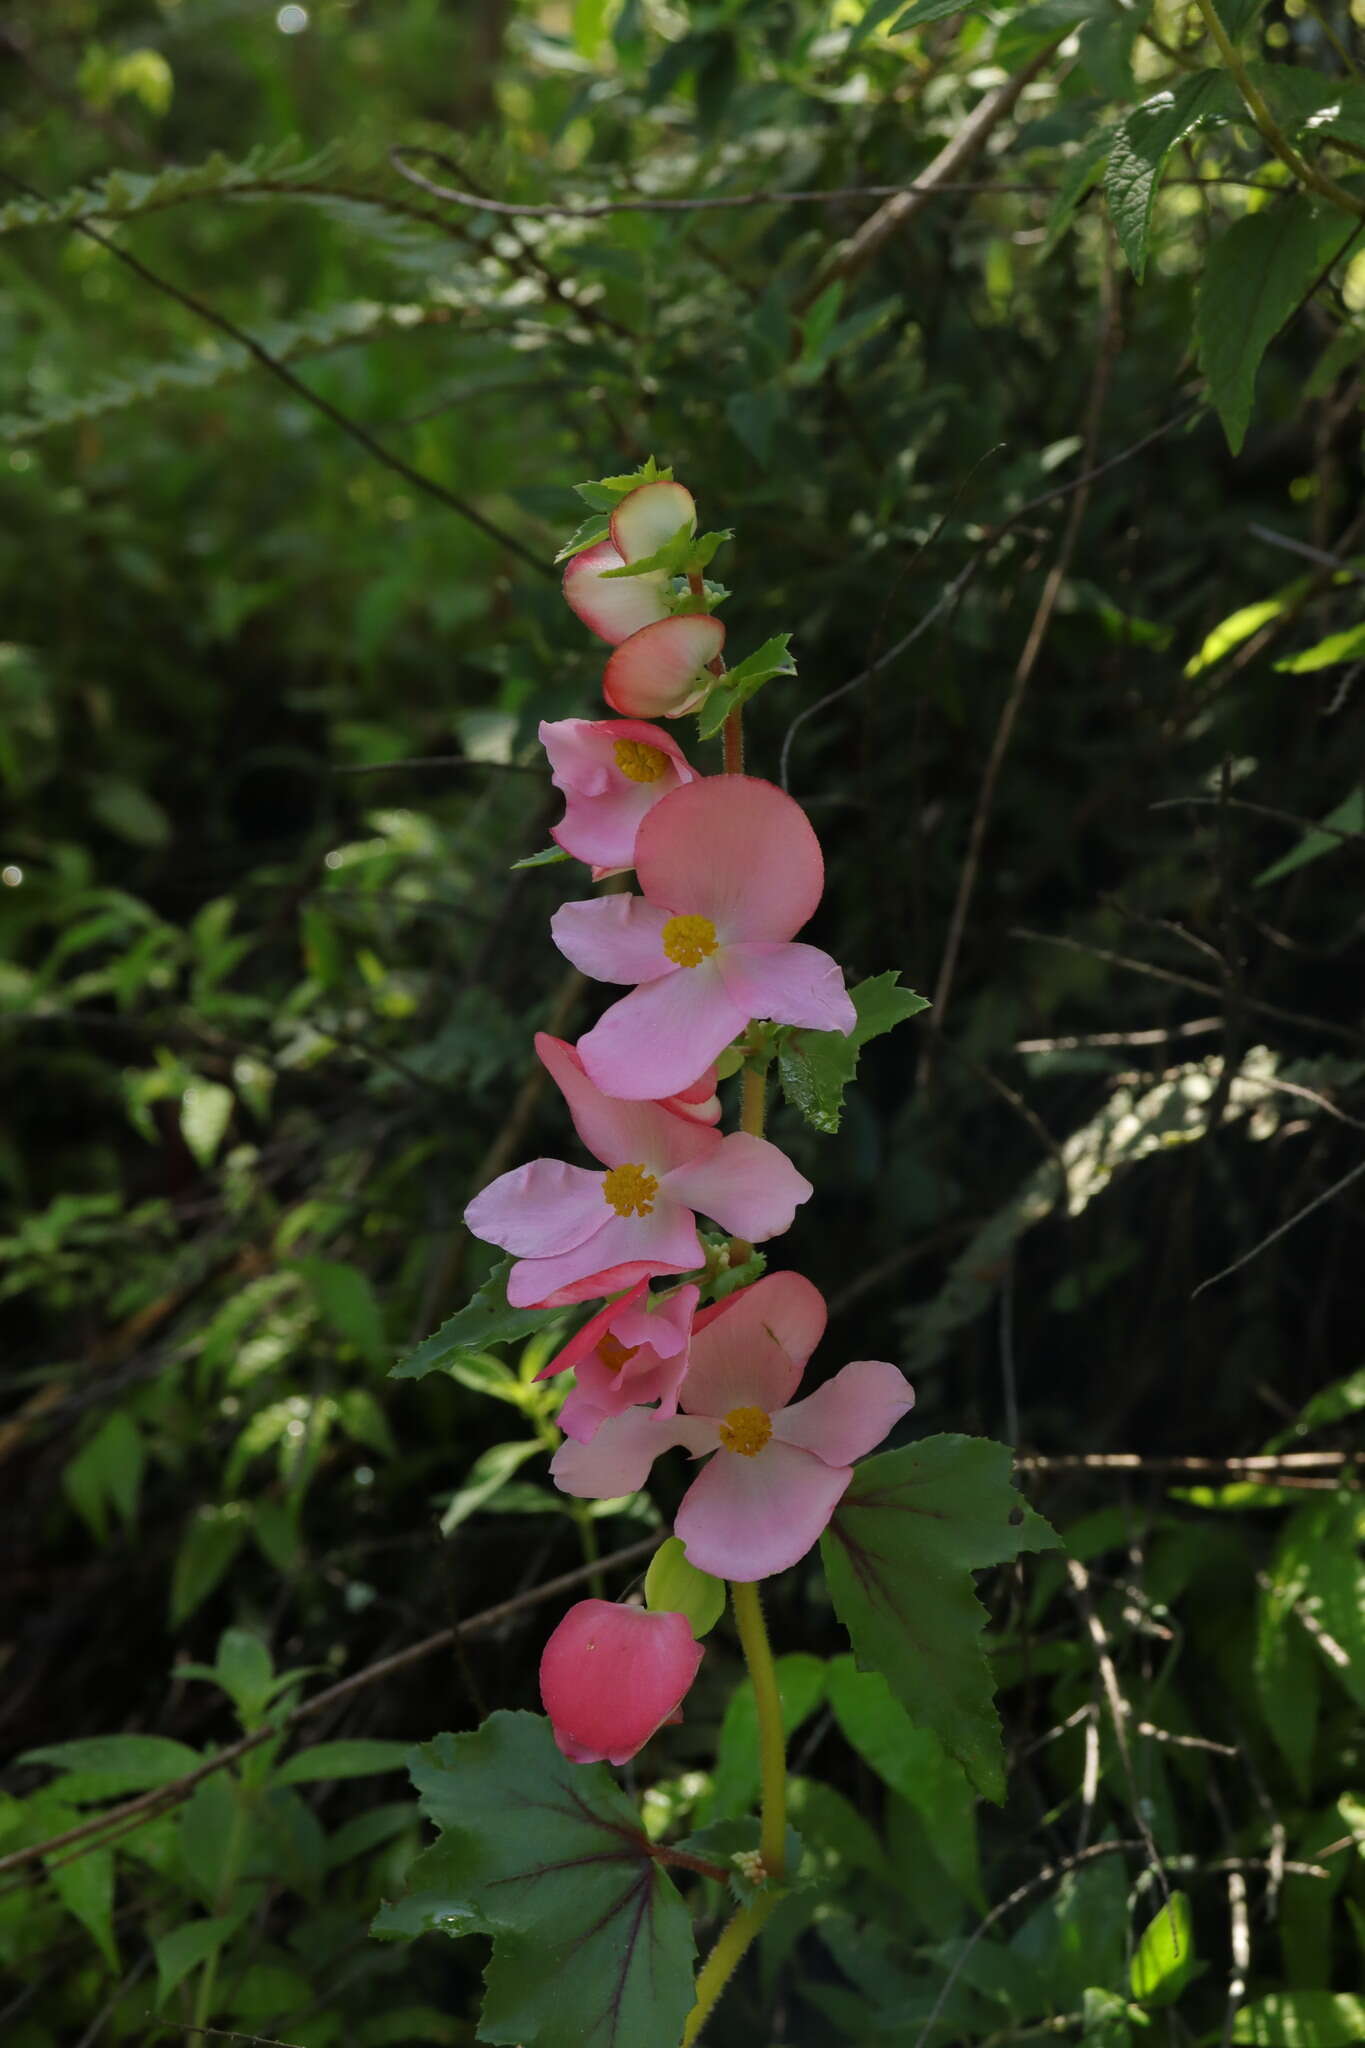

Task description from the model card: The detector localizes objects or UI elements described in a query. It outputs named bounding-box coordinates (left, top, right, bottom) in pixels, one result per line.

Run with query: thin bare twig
left=923, top=241, right=1122, bottom=1077
left=0, top=1535, right=655, bottom=1884
left=0, top=171, right=550, bottom=577
left=1066, top=1559, right=1172, bottom=1919
left=1192, top=1153, right=1365, bottom=1298
left=1152, top=793, right=1365, bottom=851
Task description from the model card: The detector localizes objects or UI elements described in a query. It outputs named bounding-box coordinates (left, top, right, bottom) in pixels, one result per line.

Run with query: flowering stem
left=680, top=1892, right=780, bottom=2046
left=730, top=1579, right=787, bottom=1879
left=722, top=707, right=744, bottom=774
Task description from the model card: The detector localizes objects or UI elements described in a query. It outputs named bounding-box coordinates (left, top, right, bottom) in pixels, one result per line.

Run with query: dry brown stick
left=1017, top=1450, right=1359, bottom=1474
left=1066, top=1559, right=1172, bottom=1919
left=806, top=37, right=1067, bottom=302
left=0, top=1534, right=655, bottom=1884
left=922, top=238, right=1122, bottom=1078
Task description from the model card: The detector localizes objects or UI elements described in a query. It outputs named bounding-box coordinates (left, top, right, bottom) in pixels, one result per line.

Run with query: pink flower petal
left=541, top=718, right=694, bottom=872
left=551, top=894, right=673, bottom=985
left=603, top=615, right=725, bottom=721
left=563, top=539, right=670, bottom=645
left=577, top=963, right=749, bottom=1102
left=675, top=1439, right=852, bottom=1581
left=772, top=1360, right=915, bottom=1465
left=506, top=1201, right=702, bottom=1309
left=540, top=1600, right=703, bottom=1766
left=551, top=1405, right=702, bottom=1497
left=463, top=1159, right=613, bottom=1258
left=536, top=1034, right=717, bottom=1175
left=556, top=1283, right=699, bottom=1440
left=679, top=1270, right=824, bottom=1417
left=668, top=1065, right=721, bottom=1125
left=609, top=480, right=696, bottom=563
left=663, top=1133, right=814, bottom=1245
left=717, top=941, right=856, bottom=1035
left=535, top=1279, right=650, bottom=1383
left=635, top=777, right=825, bottom=940
left=612, top=1282, right=697, bottom=1361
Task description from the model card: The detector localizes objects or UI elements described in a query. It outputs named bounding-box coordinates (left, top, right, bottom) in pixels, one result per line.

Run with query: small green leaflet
left=1104, top=71, right=1237, bottom=280
left=554, top=515, right=609, bottom=565
left=1232, top=1993, right=1365, bottom=2046
left=821, top=1435, right=1057, bottom=1803
left=572, top=455, right=671, bottom=512
left=696, top=634, right=797, bottom=740
left=645, top=1537, right=726, bottom=1639
left=1197, top=199, right=1361, bottom=453
left=1130, top=1892, right=1194, bottom=2005
left=600, top=525, right=730, bottom=580
left=390, top=1260, right=561, bottom=1381
left=511, top=845, right=571, bottom=871
left=1255, top=787, right=1363, bottom=888
left=1274, top=623, right=1365, bottom=673
left=374, top=1713, right=696, bottom=2048
left=777, top=971, right=929, bottom=1135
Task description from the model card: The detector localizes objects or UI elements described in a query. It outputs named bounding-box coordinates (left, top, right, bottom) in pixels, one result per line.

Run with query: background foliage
left=1, top=0, right=1362, bottom=2043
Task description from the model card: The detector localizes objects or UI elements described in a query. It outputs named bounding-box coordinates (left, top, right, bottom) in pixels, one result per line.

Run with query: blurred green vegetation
left=1, top=0, right=1362, bottom=2042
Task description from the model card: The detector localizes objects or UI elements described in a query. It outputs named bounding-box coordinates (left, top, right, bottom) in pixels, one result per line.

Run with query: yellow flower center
left=613, top=738, right=670, bottom=784
left=597, top=1332, right=641, bottom=1375
left=718, top=1405, right=772, bottom=1458
left=661, top=913, right=718, bottom=968
left=601, top=1163, right=659, bottom=1218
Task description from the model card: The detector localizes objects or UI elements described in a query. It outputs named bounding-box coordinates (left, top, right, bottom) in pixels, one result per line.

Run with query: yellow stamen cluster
left=661, top=912, right=718, bottom=968
left=601, top=1163, right=660, bottom=1217
left=613, top=737, right=670, bottom=783
left=718, top=1405, right=773, bottom=1458
left=597, top=1332, right=641, bottom=1375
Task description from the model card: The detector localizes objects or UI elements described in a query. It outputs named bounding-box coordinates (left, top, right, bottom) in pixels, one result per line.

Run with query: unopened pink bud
left=539, top=1600, right=703, bottom=1766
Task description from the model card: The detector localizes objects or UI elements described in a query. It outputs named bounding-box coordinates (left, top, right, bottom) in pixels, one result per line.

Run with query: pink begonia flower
left=552, top=775, right=857, bottom=1102
left=540, top=1599, right=703, bottom=1765
left=551, top=1273, right=914, bottom=1582
left=602, top=613, right=725, bottom=721
left=463, top=1034, right=812, bottom=1309
left=560, top=480, right=696, bottom=646
left=562, top=538, right=670, bottom=646
left=539, top=716, right=695, bottom=877
left=537, top=1278, right=699, bottom=1444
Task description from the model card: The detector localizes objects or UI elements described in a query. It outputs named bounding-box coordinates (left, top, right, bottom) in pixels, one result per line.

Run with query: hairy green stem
left=1191, top=0, right=1365, bottom=218
left=680, top=1892, right=781, bottom=2046
left=730, top=1579, right=788, bottom=1878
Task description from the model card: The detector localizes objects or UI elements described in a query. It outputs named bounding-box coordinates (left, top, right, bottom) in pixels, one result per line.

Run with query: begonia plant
left=380, top=463, right=1055, bottom=2048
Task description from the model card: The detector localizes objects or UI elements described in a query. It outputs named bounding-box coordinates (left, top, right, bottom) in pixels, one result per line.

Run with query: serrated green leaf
left=826, top=1656, right=982, bottom=1903
left=1131, top=1892, right=1194, bottom=2004
left=1198, top=200, right=1360, bottom=453
left=47, top=1842, right=118, bottom=1968
left=274, top=1739, right=412, bottom=1785
left=379, top=1713, right=696, bottom=2048
left=821, top=1436, right=1057, bottom=1802
left=391, top=1260, right=562, bottom=1380
left=1255, top=788, right=1363, bottom=887
left=296, top=1255, right=388, bottom=1366
left=571, top=457, right=670, bottom=511
left=1105, top=72, right=1236, bottom=279
left=21, top=1735, right=201, bottom=1803
left=1183, top=592, right=1301, bottom=676
left=695, top=633, right=796, bottom=739
left=777, top=971, right=929, bottom=1134
left=439, top=1439, right=544, bottom=1533
left=553, top=515, right=610, bottom=565
left=1233, top=1992, right=1365, bottom=2045
left=1274, top=624, right=1365, bottom=673
left=154, top=1915, right=239, bottom=2009
left=170, top=1504, right=248, bottom=1626
left=511, top=844, right=572, bottom=870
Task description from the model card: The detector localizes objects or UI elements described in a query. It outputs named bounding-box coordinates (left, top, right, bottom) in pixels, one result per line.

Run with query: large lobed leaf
left=375, top=1712, right=696, bottom=2048
left=821, top=1435, right=1056, bottom=1803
